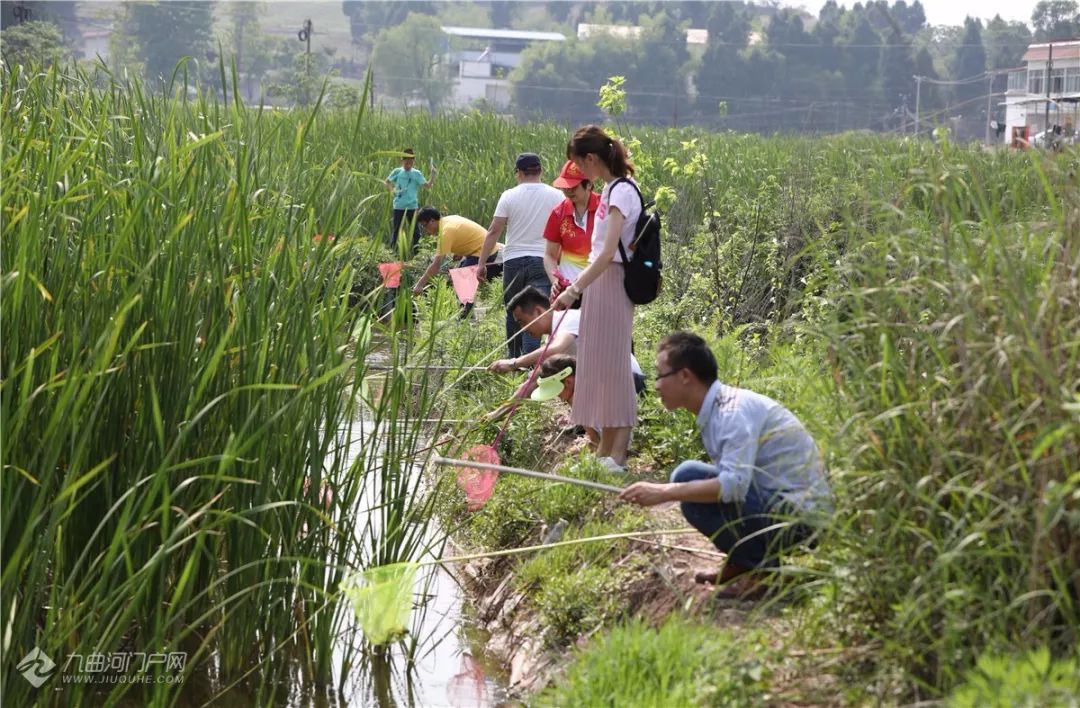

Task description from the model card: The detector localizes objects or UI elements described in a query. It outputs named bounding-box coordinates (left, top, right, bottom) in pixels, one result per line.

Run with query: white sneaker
left=598, top=456, right=626, bottom=474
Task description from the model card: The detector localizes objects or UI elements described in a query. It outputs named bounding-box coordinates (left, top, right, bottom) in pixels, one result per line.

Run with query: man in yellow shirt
left=412, top=207, right=503, bottom=294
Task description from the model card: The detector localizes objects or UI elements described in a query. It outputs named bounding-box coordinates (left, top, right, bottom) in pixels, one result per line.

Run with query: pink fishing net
left=448, top=265, right=480, bottom=304
left=453, top=307, right=570, bottom=511
left=456, top=444, right=500, bottom=511
left=378, top=262, right=403, bottom=288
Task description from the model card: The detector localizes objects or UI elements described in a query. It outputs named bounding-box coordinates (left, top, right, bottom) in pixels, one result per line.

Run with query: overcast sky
left=779, top=0, right=1034, bottom=27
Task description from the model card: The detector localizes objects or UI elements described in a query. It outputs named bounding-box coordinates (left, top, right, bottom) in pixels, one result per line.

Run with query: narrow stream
left=166, top=354, right=510, bottom=706
left=326, top=369, right=511, bottom=707
left=328, top=565, right=508, bottom=707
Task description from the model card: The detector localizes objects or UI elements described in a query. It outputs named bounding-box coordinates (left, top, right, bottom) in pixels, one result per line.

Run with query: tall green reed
left=821, top=143, right=1079, bottom=697
left=1, top=62, right=454, bottom=705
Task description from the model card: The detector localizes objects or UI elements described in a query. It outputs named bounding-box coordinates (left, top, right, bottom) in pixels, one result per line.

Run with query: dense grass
left=537, top=617, right=771, bottom=707
left=0, top=63, right=458, bottom=705
left=818, top=145, right=1080, bottom=698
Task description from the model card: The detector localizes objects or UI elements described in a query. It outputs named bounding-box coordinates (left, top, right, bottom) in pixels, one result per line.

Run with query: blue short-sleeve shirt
left=387, top=167, right=427, bottom=210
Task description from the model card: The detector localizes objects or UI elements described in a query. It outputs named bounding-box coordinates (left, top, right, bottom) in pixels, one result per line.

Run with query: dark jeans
left=502, top=256, right=550, bottom=358
left=671, top=461, right=815, bottom=569
left=391, top=208, right=420, bottom=255
left=458, top=253, right=502, bottom=320
left=460, top=252, right=503, bottom=276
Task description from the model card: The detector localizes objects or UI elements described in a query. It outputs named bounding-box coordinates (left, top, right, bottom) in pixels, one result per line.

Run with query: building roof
left=441, top=26, right=566, bottom=42
left=1023, top=41, right=1080, bottom=62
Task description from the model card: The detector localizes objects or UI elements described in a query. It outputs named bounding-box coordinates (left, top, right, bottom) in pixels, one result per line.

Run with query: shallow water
left=327, top=371, right=509, bottom=707
left=168, top=365, right=509, bottom=707
left=328, top=564, right=508, bottom=707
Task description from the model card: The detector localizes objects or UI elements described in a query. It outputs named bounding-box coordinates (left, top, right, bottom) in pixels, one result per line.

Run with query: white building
left=576, top=23, right=708, bottom=45
left=441, top=26, right=565, bottom=110
left=80, top=29, right=112, bottom=62
left=1004, top=40, right=1080, bottom=146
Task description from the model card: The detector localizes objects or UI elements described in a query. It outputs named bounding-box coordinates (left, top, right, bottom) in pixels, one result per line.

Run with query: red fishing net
left=455, top=443, right=500, bottom=511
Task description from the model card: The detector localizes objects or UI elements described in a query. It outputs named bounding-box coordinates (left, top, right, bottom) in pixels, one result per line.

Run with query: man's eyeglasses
left=655, top=367, right=682, bottom=380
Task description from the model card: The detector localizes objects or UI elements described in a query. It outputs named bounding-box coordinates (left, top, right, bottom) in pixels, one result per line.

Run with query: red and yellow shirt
left=542, top=192, right=600, bottom=270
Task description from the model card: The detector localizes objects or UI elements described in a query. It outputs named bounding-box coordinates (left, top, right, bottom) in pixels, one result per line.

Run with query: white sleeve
left=493, top=189, right=512, bottom=219
left=607, top=182, right=641, bottom=225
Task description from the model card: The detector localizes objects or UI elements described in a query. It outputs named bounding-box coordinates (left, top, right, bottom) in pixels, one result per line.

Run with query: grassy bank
left=420, top=137, right=1079, bottom=701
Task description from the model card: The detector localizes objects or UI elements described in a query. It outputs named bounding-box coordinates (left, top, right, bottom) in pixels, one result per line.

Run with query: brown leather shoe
left=714, top=574, right=769, bottom=601
left=693, top=561, right=751, bottom=585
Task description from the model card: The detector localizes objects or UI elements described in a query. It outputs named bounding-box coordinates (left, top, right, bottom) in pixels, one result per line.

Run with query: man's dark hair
left=657, top=331, right=717, bottom=384
left=506, top=285, right=549, bottom=314
left=539, top=353, right=575, bottom=378
left=417, top=206, right=441, bottom=223
left=402, top=148, right=415, bottom=157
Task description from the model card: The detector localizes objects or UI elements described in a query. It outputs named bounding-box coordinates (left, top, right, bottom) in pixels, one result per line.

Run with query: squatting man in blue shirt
left=620, top=332, right=833, bottom=599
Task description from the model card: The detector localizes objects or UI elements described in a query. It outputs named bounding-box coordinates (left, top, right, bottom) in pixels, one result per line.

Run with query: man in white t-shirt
left=489, top=286, right=645, bottom=394
left=476, top=153, right=565, bottom=359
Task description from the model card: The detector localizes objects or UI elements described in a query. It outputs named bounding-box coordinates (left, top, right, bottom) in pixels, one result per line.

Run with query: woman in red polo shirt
left=542, top=160, right=600, bottom=284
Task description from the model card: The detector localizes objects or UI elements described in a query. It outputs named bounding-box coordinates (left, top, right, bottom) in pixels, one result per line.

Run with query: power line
left=370, top=71, right=899, bottom=113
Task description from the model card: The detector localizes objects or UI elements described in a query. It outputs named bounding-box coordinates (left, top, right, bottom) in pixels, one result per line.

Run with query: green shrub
left=538, top=617, right=771, bottom=707
left=949, top=649, right=1080, bottom=708
left=533, top=564, right=627, bottom=646
left=517, top=507, right=652, bottom=589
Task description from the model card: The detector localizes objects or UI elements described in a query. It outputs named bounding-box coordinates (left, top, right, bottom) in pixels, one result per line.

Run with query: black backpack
left=612, top=178, right=662, bottom=305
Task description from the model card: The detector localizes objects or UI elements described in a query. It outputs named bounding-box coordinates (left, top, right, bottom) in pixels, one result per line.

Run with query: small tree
left=265, top=49, right=357, bottom=108
left=0, top=20, right=67, bottom=69
left=371, top=13, right=450, bottom=113
left=112, top=0, right=215, bottom=85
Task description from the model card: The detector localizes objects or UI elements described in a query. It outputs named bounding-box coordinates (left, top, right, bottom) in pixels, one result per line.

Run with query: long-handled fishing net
left=453, top=307, right=572, bottom=510
left=339, top=505, right=691, bottom=643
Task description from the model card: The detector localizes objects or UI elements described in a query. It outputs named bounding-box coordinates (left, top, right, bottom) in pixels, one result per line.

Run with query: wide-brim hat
left=530, top=366, right=573, bottom=402
left=552, top=160, right=585, bottom=189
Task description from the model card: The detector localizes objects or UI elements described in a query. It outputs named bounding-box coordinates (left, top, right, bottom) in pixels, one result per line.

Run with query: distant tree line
left=2, top=1, right=1077, bottom=136
left=505, top=1, right=1045, bottom=136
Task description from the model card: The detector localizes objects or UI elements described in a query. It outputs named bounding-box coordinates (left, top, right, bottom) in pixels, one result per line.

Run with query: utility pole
left=298, top=19, right=313, bottom=56
left=985, top=73, right=993, bottom=145
left=1045, top=42, right=1053, bottom=142
left=12, top=3, right=31, bottom=24
left=298, top=18, right=313, bottom=105
left=913, top=75, right=922, bottom=136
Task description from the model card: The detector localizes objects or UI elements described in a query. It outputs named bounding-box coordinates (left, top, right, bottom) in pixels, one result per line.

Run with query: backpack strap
left=611, top=177, right=646, bottom=261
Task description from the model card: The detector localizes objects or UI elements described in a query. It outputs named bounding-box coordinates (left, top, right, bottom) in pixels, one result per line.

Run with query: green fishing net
left=341, top=562, right=419, bottom=645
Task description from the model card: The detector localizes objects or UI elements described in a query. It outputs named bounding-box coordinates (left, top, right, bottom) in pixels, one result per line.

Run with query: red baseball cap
left=552, top=160, right=586, bottom=189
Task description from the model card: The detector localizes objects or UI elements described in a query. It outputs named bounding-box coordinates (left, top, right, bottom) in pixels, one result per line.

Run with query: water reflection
left=328, top=379, right=507, bottom=707
left=331, top=564, right=506, bottom=706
